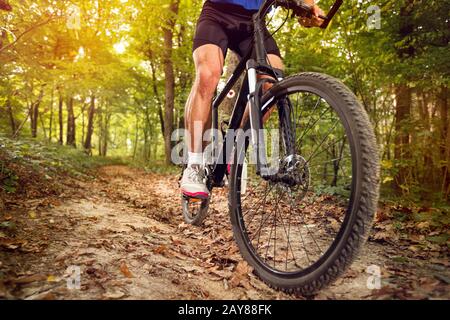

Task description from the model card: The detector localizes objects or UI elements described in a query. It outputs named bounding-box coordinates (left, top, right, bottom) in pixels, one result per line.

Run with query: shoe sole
left=181, top=189, right=209, bottom=200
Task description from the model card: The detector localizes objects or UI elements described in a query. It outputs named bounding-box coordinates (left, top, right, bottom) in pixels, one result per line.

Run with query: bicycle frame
left=207, top=0, right=343, bottom=187
left=206, top=0, right=279, bottom=187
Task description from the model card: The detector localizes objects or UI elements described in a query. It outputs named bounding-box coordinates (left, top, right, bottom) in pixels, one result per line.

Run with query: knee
left=195, top=65, right=222, bottom=97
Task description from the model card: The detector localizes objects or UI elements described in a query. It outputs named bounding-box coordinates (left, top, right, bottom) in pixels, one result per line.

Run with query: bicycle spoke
left=253, top=184, right=282, bottom=252
left=263, top=189, right=281, bottom=262
left=295, top=99, right=331, bottom=146
left=304, top=119, right=340, bottom=165
left=295, top=95, right=322, bottom=140
left=288, top=189, right=323, bottom=256
left=244, top=182, right=274, bottom=229
left=286, top=190, right=312, bottom=265
left=272, top=192, right=300, bottom=270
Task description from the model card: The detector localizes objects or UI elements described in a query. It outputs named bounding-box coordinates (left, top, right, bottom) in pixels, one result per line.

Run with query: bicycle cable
left=267, top=2, right=291, bottom=39
left=241, top=3, right=290, bottom=77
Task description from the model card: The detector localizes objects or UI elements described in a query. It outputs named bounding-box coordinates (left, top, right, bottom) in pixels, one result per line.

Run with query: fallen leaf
left=103, top=291, right=125, bottom=299
left=235, top=261, right=252, bottom=274
left=170, top=236, right=184, bottom=246
left=13, top=274, right=47, bottom=284
left=0, top=238, right=27, bottom=250
left=120, top=262, right=133, bottom=278
left=408, top=245, right=421, bottom=253
left=28, top=211, right=37, bottom=219
left=416, top=221, right=430, bottom=230
left=230, top=261, right=253, bottom=289
left=34, top=292, right=56, bottom=300
left=152, top=245, right=171, bottom=257
left=85, top=267, right=108, bottom=279
left=327, top=217, right=340, bottom=232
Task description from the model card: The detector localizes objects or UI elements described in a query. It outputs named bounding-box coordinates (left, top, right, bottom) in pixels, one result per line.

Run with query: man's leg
left=181, top=44, right=224, bottom=198
left=185, top=44, right=224, bottom=156
left=262, top=54, right=284, bottom=122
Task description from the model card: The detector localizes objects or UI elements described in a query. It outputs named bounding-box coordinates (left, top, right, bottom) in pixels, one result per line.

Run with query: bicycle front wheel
left=229, top=72, right=380, bottom=295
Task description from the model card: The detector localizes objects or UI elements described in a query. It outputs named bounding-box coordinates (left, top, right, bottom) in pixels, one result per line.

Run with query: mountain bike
left=181, top=0, right=380, bottom=295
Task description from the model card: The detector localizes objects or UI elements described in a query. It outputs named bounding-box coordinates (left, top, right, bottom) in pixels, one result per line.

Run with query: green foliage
left=313, top=184, right=350, bottom=198
left=0, top=0, right=449, bottom=204
left=0, top=135, right=127, bottom=180
left=0, top=165, right=19, bottom=194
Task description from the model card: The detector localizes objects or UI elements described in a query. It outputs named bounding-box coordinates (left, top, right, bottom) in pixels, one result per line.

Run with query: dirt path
left=1, top=166, right=448, bottom=300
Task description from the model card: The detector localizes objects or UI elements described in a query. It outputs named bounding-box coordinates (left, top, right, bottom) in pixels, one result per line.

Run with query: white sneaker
left=180, top=165, right=210, bottom=199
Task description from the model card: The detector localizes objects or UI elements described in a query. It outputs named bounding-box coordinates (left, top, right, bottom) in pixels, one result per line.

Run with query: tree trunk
left=98, top=107, right=103, bottom=156
left=133, top=111, right=139, bottom=160
left=83, top=95, right=96, bottom=155
left=148, top=57, right=165, bottom=136
left=66, top=97, right=76, bottom=147
left=6, top=99, right=16, bottom=135
left=100, top=112, right=111, bottom=157
left=439, top=85, right=450, bottom=196
left=393, top=85, right=412, bottom=191
left=30, top=88, right=44, bottom=138
left=81, top=106, right=85, bottom=146
left=39, top=112, right=47, bottom=140
left=393, top=0, right=414, bottom=192
left=143, top=107, right=153, bottom=161
left=98, top=106, right=110, bottom=157
left=58, top=94, right=64, bottom=145
left=162, top=0, right=179, bottom=165
left=419, top=93, right=433, bottom=187
left=48, top=87, right=54, bottom=142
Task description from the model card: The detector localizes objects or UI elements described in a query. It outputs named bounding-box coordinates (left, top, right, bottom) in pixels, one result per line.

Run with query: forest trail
left=1, top=165, right=448, bottom=300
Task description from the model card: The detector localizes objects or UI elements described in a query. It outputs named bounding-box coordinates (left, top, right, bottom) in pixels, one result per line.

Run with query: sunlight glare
left=114, top=41, right=128, bottom=54
left=74, top=47, right=85, bottom=61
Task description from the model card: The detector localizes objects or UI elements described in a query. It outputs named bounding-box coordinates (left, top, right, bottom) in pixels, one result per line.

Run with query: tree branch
left=0, top=15, right=57, bottom=55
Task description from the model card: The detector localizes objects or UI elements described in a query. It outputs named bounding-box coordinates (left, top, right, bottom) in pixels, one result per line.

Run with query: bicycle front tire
left=228, top=72, right=380, bottom=296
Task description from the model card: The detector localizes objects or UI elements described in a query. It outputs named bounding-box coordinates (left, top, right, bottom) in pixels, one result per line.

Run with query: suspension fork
left=246, top=60, right=264, bottom=176
left=246, top=62, right=294, bottom=181
left=246, top=59, right=283, bottom=178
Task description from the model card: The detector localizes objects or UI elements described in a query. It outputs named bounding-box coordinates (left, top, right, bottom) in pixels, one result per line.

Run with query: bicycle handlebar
left=274, top=0, right=343, bottom=29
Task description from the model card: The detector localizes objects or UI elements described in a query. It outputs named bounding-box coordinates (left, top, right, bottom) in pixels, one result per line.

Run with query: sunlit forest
left=0, top=0, right=449, bottom=300
left=1, top=0, right=448, bottom=201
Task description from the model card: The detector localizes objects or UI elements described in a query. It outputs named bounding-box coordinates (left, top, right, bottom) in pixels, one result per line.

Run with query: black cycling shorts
left=193, top=0, right=281, bottom=60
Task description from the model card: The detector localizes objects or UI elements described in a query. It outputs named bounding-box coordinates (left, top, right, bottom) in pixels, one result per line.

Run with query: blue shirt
left=210, top=0, right=264, bottom=11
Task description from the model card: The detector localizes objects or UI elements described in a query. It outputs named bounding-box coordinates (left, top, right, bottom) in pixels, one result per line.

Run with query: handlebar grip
left=274, top=0, right=343, bottom=29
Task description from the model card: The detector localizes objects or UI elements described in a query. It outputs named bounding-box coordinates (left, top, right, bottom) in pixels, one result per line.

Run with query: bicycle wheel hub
left=276, top=154, right=310, bottom=195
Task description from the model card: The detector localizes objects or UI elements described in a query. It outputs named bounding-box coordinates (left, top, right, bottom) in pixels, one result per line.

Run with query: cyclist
left=181, top=0, right=324, bottom=199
